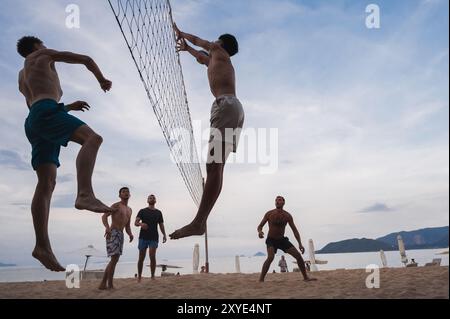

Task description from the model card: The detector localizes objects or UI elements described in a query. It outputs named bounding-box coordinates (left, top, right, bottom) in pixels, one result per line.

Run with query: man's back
left=19, top=50, right=63, bottom=107
left=207, top=45, right=236, bottom=97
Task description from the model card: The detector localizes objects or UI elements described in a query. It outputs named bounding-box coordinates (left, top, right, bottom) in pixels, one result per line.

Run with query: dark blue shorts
left=138, top=239, right=159, bottom=250
left=24, top=99, right=86, bottom=170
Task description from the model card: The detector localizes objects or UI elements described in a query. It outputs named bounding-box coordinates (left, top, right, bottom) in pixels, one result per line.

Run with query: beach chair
left=424, top=258, right=442, bottom=267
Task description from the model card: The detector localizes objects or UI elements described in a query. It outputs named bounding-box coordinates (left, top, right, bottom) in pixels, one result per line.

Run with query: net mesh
left=108, top=0, right=203, bottom=206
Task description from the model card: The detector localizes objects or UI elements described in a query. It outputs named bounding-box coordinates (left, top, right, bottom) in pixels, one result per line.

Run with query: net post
left=203, top=177, right=210, bottom=273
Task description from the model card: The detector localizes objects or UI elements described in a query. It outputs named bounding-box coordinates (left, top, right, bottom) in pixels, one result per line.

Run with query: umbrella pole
left=205, top=224, right=209, bottom=273
left=203, top=178, right=209, bottom=273
left=83, top=255, right=91, bottom=272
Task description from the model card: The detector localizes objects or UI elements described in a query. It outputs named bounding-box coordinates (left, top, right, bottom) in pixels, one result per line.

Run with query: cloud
left=0, top=150, right=28, bottom=170
left=9, top=201, right=29, bottom=209
left=57, top=174, right=74, bottom=183
left=359, top=203, right=393, bottom=213
left=52, top=194, right=76, bottom=208
left=136, top=158, right=152, bottom=167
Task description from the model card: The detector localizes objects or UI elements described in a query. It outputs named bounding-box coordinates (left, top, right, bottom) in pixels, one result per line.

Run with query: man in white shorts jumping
left=170, top=24, right=244, bottom=240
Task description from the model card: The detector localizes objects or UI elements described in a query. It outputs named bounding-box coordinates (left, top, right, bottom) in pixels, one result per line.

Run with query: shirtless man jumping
left=257, top=196, right=316, bottom=282
left=17, top=36, right=114, bottom=271
left=170, top=24, right=245, bottom=240
left=100, top=187, right=134, bottom=290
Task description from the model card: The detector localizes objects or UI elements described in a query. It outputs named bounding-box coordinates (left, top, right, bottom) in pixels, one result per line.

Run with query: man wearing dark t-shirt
left=135, top=194, right=167, bottom=281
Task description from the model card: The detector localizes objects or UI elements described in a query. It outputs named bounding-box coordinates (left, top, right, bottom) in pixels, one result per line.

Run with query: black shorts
left=265, top=237, right=294, bottom=253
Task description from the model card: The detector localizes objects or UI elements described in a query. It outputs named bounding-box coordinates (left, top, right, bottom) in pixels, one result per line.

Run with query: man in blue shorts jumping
left=17, top=36, right=115, bottom=271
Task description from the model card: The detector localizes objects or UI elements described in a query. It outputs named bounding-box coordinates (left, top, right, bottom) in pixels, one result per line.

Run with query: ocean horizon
left=0, top=248, right=447, bottom=283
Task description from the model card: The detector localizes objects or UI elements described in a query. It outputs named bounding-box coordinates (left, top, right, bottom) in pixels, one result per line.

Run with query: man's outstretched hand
left=258, top=231, right=264, bottom=239
left=176, top=38, right=188, bottom=52
left=67, top=101, right=90, bottom=112
left=99, top=78, right=112, bottom=92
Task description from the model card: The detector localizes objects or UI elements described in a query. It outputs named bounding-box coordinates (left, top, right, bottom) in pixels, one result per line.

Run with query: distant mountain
left=376, top=226, right=449, bottom=249
left=317, top=226, right=449, bottom=254
left=254, top=252, right=266, bottom=257
left=317, top=238, right=393, bottom=254
left=0, top=262, right=16, bottom=267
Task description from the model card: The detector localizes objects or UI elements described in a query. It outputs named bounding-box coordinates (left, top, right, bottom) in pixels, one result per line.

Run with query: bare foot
left=75, top=194, right=115, bottom=213
left=169, top=222, right=206, bottom=240
left=32, top=246, right=65, bottom=272
left=304, top=277, right=318, bottom=282
left=98, top=284, right=108, bottom=290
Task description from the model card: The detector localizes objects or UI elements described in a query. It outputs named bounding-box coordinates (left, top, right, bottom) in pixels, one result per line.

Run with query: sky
left=0, top=0, right=448, bottom=268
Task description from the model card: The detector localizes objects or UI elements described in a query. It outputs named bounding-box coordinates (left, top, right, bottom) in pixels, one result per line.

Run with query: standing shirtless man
left=16, top=36, right=114, bottom=271
left=100, top=187, right=134, bottom=290
left=170, top=24, right=245, bottom=240
left=257, top=196, right=316, bottom=282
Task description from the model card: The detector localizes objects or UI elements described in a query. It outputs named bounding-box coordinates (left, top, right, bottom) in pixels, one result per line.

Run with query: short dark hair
left=119, top=187, right=129, bottom=194
left=17, top=36, right=42, bottom=58
left=219, top=34, right=238, bottom=57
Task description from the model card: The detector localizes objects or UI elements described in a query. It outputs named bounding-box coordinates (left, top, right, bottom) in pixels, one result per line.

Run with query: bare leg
left=285, top=247, right=317, bottom=281
left=149, top=248, right=157, bottom=279
left=99, top=255, right=119, bottom=290
left=31, top=164, right=65, bottom=272
left=170, top=143, right=228, bottom=240
left=107, top=255, right=120, bottom=289
left=259, top=247, right=275, bottom=282
left=137, top=249, right=146, bottom=282
left=99, top=262, right=111, bottom=290
left=69, top=125, right=113, bottom=213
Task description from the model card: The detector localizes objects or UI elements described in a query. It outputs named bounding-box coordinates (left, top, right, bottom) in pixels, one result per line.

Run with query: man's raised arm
left=174, top=23, right=212, bottom=51
left=42, top=49, right=112, bottom=92
left=176, top=38, right=210, bottom=66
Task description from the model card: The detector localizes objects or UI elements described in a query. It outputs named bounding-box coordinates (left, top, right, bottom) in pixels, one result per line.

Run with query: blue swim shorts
left=24, top=99, right=86, bottom=170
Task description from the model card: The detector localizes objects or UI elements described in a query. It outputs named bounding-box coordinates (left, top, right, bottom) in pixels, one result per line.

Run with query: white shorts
left=208, top=95, right=244, bottom=163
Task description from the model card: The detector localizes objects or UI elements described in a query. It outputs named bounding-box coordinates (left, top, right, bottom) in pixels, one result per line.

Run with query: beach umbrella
left=308, top=239, right=319, bottom=272
left=235, top=255, right=241, bottom=273
left=193, top=244, right=200, bottom=274
left=397, top=235, right=408, bottom=266
left=380, top=250, right=388, bottom=267
left=68, top=244, right=105, bottom=271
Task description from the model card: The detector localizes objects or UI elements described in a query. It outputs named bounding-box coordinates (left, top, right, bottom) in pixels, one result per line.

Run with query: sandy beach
left=0, top=266, right=447, bottom=299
